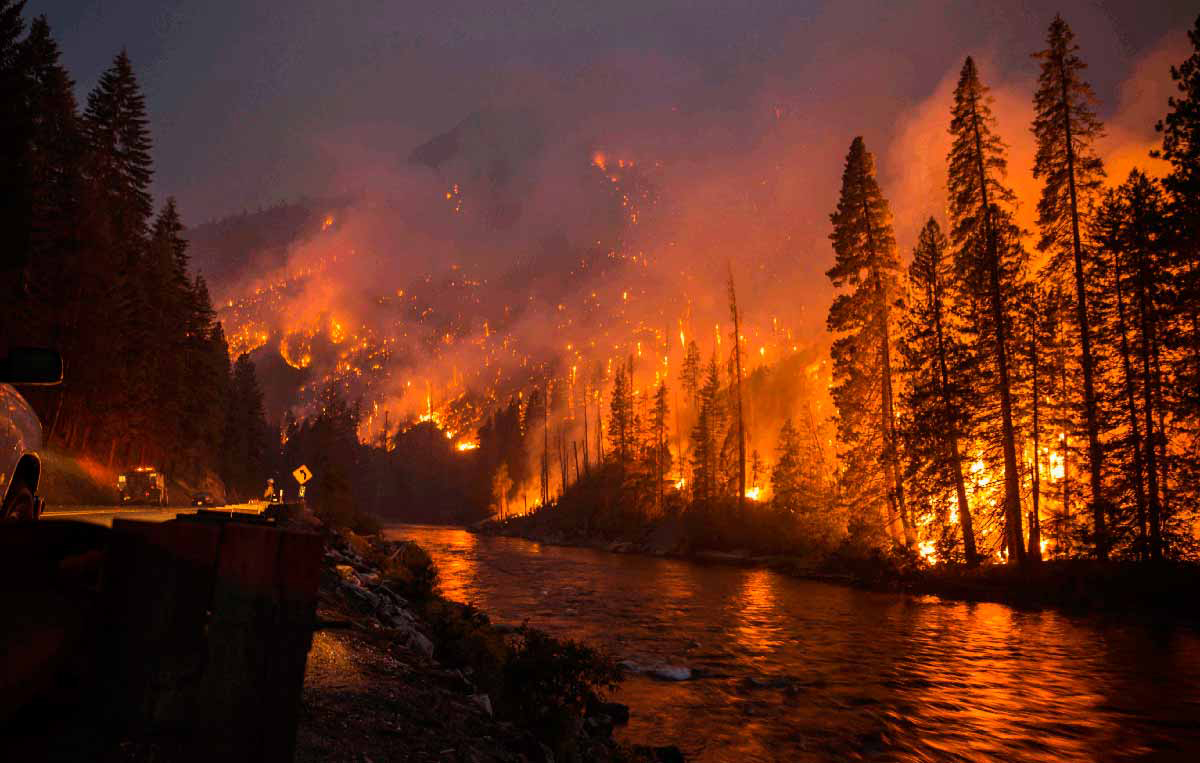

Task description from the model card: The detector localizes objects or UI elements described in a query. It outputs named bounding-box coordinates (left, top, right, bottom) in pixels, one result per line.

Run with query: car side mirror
left=0, top=347, right=63, bottom=385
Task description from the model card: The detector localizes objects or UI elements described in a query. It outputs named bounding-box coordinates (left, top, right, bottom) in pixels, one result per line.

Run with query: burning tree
left=946, top=57, right=1028, bottom=564
left=825, top=136, right=911, bottom=548
left=898, top=219, right=979, bottom=565
left=1031, top=14, right=1109, bottom=558
left=1094, top=173, right=1169, bottom=560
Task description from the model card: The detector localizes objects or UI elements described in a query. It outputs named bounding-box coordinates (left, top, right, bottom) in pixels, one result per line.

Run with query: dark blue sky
left=22, top=0, right=1198, bottom=223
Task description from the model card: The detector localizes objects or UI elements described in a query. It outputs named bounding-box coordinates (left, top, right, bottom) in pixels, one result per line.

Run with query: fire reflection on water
left=389, top=525, right=1200, bottom=763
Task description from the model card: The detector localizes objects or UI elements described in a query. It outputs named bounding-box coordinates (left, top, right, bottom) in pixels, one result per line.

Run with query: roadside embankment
left=35, top=447, right=229, bottom=507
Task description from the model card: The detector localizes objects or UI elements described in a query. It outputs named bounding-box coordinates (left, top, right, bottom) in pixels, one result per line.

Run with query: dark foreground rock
left=295, top=523, right=679, bottom=762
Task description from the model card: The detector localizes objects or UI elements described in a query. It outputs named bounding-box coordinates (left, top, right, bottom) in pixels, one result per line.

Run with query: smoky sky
left=22, top=0, right=1197, bottom=224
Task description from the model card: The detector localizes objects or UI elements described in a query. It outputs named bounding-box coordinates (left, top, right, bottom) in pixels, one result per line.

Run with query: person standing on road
left=263, top=477, right=276, bottom=502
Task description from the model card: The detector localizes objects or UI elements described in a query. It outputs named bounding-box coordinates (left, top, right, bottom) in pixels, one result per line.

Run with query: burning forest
left=183, top=12, right=1200, bottom=566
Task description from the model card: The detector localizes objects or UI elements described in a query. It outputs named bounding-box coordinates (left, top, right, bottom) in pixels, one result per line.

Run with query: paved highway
left=42, top=503, right=265, bottom=526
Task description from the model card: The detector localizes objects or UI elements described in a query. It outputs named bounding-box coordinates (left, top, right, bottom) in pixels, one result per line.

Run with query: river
left=386, top=524, right=1200, bottom=762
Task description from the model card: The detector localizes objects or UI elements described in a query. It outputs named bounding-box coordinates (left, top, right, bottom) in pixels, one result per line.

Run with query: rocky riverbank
left=473, top=516, right=1200, bottom=622
left=296, top=521, right=684, bottom=762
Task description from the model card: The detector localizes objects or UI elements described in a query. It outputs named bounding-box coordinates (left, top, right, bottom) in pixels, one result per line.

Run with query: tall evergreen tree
left=223, top=353, right=270, bottom=499
left=608, top=363, right=635, bottom=478
left=0, top=0, right=29, bottom=333
left=1095, top=186, right=1152, bottom=557
left=899, top=218, right=979, bottom=564
left=826, top=136, right=911, bottom=547
left=771, top=418, right=823, bottom=515
left=84, top=49, right=153, bottom=234
left=1031, top=14, right=1109, bottom=558
left=19, top=15, right=82, bottom=336
left=651, top=380, right=669, bottom=514
left=1154, top=14, right=1200, bottom=542
left=1096, top=172, right=1169, bottom=559
left=947, top=57, right=1028, bottom=563
left=78, top=49, right=155, bottom=463
left=689, top=354, right=723, bottom=504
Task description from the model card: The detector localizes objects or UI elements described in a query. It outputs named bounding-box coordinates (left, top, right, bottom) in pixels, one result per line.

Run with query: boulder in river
left=649, top=665, right=691, bottom=681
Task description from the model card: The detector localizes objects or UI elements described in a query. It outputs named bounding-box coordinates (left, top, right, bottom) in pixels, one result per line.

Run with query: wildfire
left=209, top=140, right=833, bottom=530
left=918, top=539, right=937, bottom=562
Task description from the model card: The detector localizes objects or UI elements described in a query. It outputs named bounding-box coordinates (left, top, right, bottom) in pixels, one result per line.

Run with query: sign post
left=292, top=465, right=312, bottom=503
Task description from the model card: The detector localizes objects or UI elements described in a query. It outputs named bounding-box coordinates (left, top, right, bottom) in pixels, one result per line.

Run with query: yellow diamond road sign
left=292, top=465, right=312, bottom=485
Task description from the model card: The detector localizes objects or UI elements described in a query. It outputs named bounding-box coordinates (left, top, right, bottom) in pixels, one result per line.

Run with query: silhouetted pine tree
left=1095, top=185, right=1153, bottom=557
left=899, top=218, right=979, bottom=564
left=650, top=380, right=669, bottom=514
left=681, top=339, right=702, bottom=409
left=1096, top=172, right=1170, bottom=558
left=76, top=49, right=155, bottom=464
left=947, top=57, right=1028, bottom=563
left=223, top=353, right=270, bottom=499
left=826, top=136, right=911, bottom=547
left=19, top=16, right=82, bottom=345
left=1031, top=14, right=1110, bottom=558
left=689, top=354, right=723, bottom=505
left=1154, top=15, right=1200, bottom=552
left=607, top=363, right=634, bottom=479
left=0, top=0, right=30, bottom=334
left=770, top=419, right=818, bottom=514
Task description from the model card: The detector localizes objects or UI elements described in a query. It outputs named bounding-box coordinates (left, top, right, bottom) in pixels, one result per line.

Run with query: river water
left=386, top=524, right=1200, bottom=762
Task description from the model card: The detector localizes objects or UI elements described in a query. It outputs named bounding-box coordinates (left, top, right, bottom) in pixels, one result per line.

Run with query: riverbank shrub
left=381, top=540, right=439, bottom=601
left=503, top=626, right=621, bottom=756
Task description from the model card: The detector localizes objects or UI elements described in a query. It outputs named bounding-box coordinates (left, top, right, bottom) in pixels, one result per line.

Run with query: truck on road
left=118, top=467, right=168, bottom=506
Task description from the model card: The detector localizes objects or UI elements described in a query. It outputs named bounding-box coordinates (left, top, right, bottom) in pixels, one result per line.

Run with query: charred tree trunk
left=1027, top=320, right=1043, bottom=562
left=582, top=394, right=590, bottom=476
left=727, top=267, right=747, bottom=512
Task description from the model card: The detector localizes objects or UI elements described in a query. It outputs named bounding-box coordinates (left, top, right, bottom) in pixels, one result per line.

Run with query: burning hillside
left=207, top=110, right=833, bottom=507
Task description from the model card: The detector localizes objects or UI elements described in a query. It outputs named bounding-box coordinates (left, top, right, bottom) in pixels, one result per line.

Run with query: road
left=42, top=503, right=266, bottom=527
